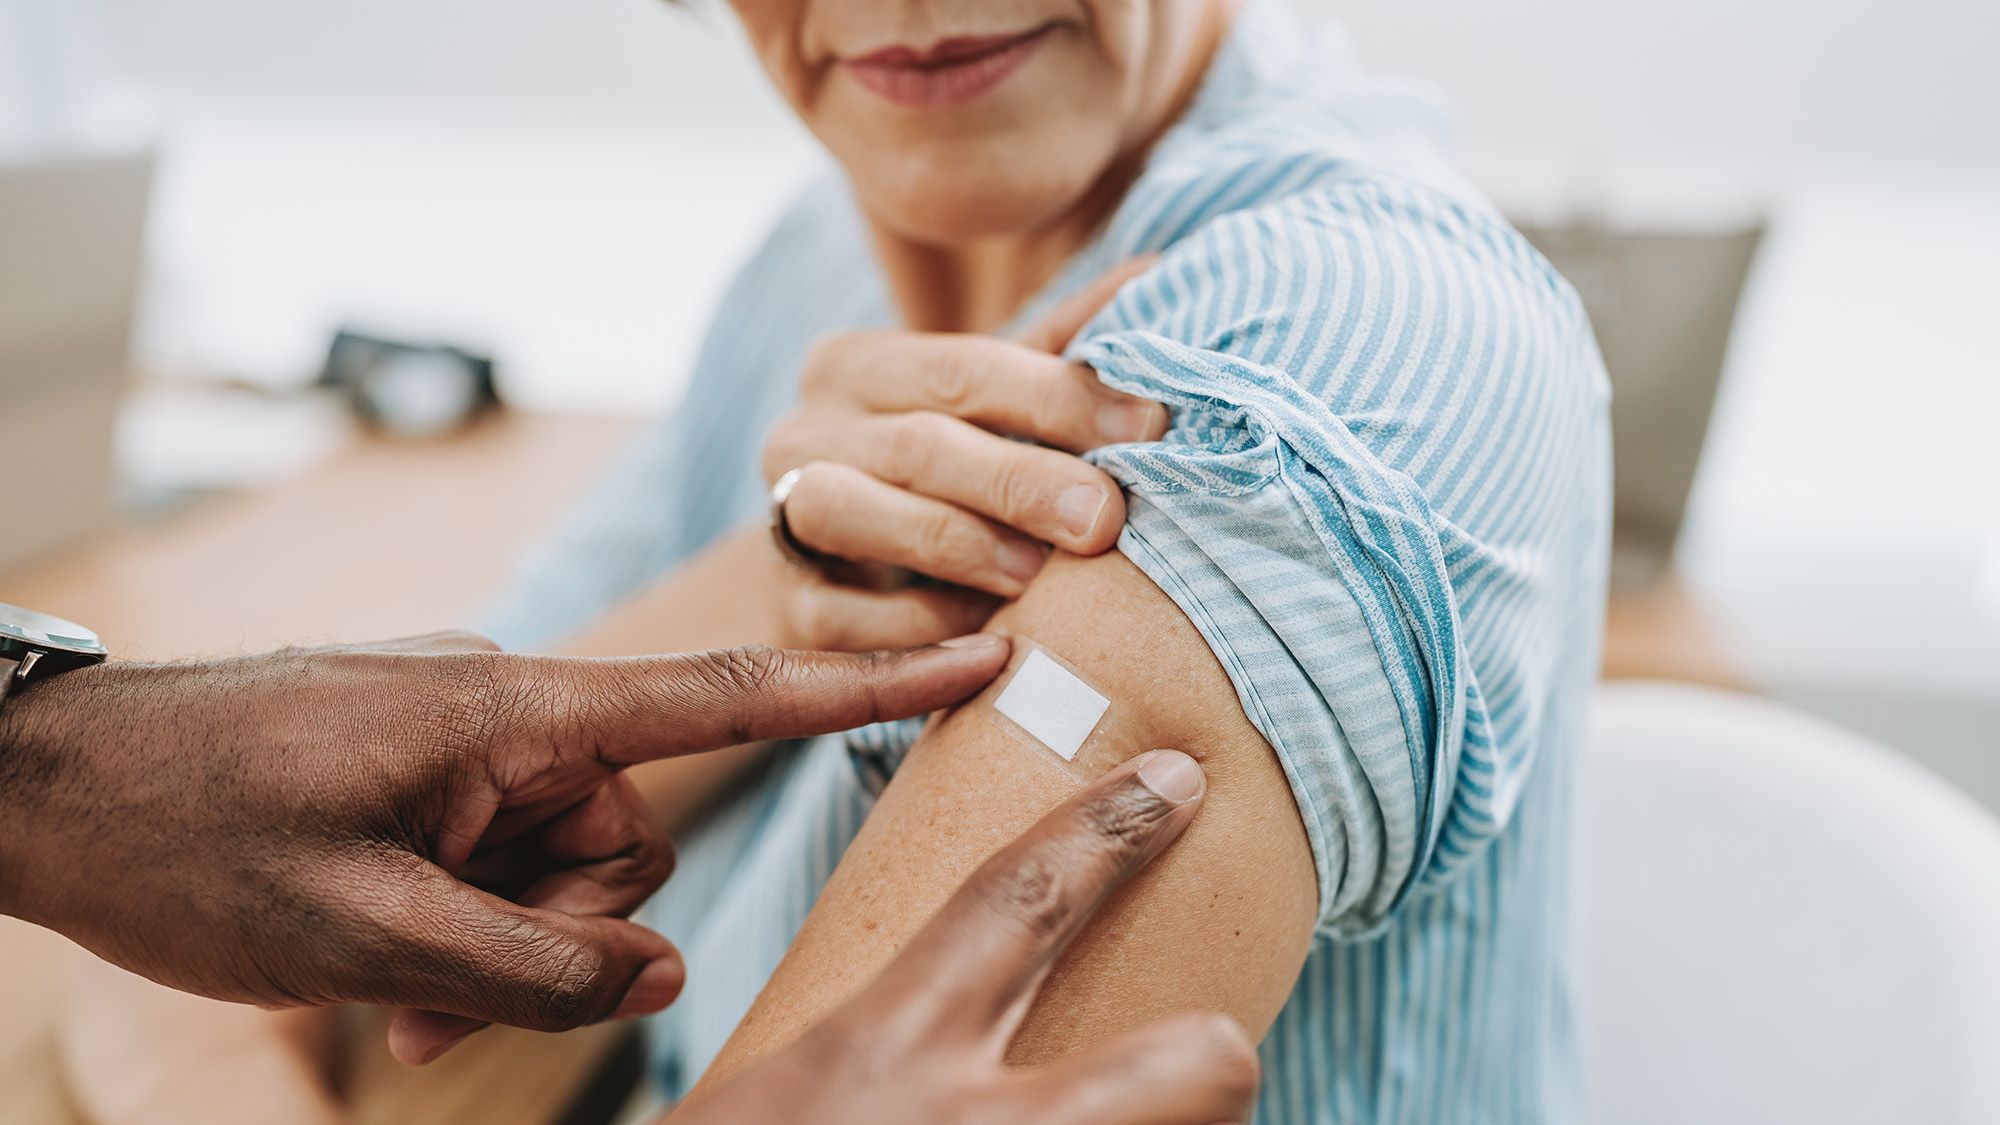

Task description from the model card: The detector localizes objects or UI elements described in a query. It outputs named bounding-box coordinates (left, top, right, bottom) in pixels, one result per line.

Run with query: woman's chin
left=857, top=174, right=1094, bottom=247
left=830, top=130, right=1103, bottom=246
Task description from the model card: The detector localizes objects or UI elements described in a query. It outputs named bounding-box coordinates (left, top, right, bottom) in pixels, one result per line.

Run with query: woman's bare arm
left=695, top=549, right=1320, bottom=1087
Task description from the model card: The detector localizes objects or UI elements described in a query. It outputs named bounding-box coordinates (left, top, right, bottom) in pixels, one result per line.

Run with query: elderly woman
left=68, top=0, right=1607, bottom=1121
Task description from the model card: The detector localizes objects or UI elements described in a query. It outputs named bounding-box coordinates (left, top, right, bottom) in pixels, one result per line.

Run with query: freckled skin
left=698, top=550, right=1318, bottom=1087
left=669, top=752, right=1263, bottom=1125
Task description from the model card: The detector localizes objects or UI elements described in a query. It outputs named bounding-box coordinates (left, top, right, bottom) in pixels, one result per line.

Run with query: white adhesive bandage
left=992, top=647, right=1109, bottom=762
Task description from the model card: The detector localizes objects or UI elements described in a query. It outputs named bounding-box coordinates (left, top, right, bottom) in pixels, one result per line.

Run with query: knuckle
left=420, top=650, right=510, bottom=755
left=922, top=348, right=977, bottom=413
left=684, top=646, right=793, bottom=745
left=526, top=933, right=613, bottom=1030
left=800, top=331, right=857, bottom=391
left=879, top=411, right=944, bottom=485
left=703, top=644, right=785, bottom=697
left=972, top=849, right=1072, bottom=940
left=984, top=454, right=1045, bottom=526
left=915, top=511, right=982, bottom=578
left=1077, top=783, right=1175, bottom=859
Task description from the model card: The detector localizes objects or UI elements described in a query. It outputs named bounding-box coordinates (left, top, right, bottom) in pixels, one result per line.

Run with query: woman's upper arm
left=696, top=549, right=1320, bottom=1084
left=691, top=178, right=1608, bottom=1086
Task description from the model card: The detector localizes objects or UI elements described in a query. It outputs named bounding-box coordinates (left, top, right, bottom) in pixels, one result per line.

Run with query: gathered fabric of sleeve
left=1071, top=176, right=1609, bottom=938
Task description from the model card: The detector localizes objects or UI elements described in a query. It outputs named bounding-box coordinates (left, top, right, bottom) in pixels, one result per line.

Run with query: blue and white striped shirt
left=483, top=1, right=1609, bottom=1119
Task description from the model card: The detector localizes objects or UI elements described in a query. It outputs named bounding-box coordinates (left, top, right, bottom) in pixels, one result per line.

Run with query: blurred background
left=2, top=0, right=1998, bottom=1119
left=16, top=0, right=1991, bottom=774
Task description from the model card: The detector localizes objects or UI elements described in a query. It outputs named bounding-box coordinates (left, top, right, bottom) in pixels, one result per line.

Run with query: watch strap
left=0, top=655, right=19, bottom=704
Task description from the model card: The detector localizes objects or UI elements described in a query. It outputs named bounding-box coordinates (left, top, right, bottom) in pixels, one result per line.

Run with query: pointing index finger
left=531, top=634, right=1012, bottom=767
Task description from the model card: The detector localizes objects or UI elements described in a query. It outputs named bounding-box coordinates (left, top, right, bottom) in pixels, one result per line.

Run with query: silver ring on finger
left=770, top=467, right=836, bottom=570
left=769, top=466, right=921, bottom=592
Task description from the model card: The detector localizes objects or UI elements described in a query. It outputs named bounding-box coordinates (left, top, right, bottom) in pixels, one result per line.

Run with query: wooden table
left=0, top=408, right=1740, bottom=1123
left=0, top=410, right=645, bottom=1125
left=0, top=411, right=646, bottom=659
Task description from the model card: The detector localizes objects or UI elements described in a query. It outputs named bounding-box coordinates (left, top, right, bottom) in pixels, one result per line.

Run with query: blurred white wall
left=54, top=0, right=1997, bottom=410
left=1329, top=0, right=2000, bottom=170
left=0, top=0, right=129, bottom=147
left=83, top=0, right=819, bottom=412
left=102, top=0, right=2000, bottom=169
left=103, top=0, right=767, bottom=119
left=7, top=0, right=1995, bottom=786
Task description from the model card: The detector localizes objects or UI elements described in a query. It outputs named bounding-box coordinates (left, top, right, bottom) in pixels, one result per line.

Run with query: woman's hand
left=667, top=750, right=1260, bottom=1125
left=760, top=261, right=1167, bottom=651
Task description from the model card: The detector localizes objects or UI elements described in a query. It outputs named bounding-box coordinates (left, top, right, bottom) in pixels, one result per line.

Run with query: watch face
left=0, top=602, right=107, bottom=655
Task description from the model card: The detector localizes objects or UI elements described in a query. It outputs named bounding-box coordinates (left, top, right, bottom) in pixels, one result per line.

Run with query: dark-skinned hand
left=0, top=630, right=1010, bottom=1064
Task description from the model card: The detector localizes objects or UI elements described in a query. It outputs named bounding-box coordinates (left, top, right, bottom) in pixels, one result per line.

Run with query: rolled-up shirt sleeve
left=1073, top=178, right=1608, bottom=937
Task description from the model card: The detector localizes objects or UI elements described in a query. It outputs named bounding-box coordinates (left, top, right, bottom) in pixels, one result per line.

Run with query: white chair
left=1583, top=682, right=2000, bottom=1125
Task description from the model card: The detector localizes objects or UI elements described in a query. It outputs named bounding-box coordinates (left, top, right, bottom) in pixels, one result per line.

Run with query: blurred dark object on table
left=321, top=329, right=500, bottom=439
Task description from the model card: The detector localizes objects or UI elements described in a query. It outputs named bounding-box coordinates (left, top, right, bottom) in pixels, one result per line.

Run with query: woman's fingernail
left=1098, top=399, right=1164, bottom=443
left=1058, top=485, right=1111, bottom=538
left=997, top=539, right=1046, bottom=586
left=1136, top=750, right=1204, bottom=804
left=939, top=633, right=1005, bottom=651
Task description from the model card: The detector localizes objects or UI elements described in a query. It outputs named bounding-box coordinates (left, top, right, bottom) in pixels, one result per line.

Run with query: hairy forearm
left=0, top=670, right=69, bottom=918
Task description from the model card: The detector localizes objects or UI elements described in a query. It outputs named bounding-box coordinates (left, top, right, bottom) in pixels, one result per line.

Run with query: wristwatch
left=0, top=602, right=108, bottom=706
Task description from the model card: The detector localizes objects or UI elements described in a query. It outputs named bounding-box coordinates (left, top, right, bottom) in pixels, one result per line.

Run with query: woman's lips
left=844, top=26, right=1054, bottom=108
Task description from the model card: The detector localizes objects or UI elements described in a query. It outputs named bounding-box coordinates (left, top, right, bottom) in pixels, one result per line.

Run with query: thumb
left=333, top=856, right=684, bottom=1064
